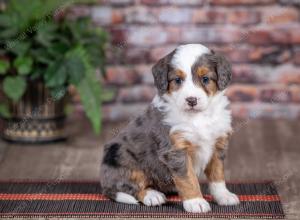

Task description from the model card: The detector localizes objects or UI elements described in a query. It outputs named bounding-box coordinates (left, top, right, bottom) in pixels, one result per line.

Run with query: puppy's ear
left=152, top=51, right=175, bottom=95
left=209, top=52, right=232, bottom=90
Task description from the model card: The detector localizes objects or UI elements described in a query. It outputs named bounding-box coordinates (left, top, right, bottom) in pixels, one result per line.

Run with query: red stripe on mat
left=0, top=212, right=285, bottom=217
left=0, top=193, right=281, bottom=202
left=0, top=179, right=274, bottom=184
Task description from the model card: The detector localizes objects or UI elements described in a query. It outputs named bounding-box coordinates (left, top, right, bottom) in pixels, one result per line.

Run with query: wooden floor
left=0, top=115, right=299, bottom=220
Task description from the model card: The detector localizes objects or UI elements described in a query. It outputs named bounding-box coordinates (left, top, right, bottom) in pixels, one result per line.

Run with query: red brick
left=260, top=7, right=299, bottom=24
left=230, top=103, right=300, bottom=120
left=181, top=27, right=243, bottom=44
left=232, top=65, right=257, bottom=84
left=248, top=47, right=277, bottom=62
left=214, top=46, right=250, bottom=63
left=166, top=26, right=182, bottom=44
left=211, top=0, right=275, bottom=5
left=249, top=47, right=292, bottom=64
left=257, top=64, right=300, bottom=84
left=108, top=27, right=127, bottom=44
left=103, top=103, right=148, bottom=122
left=246, top=26, right=300, bottom=45
left=293, top=47, right=300, bottom=65
left=141, top=0, right=203, bottom=6
left=260, top=86, right=293, bottom=103
left=127, top=26, right=169, bottom=46
left=192, top=9, right=259, bottom=25
left=231, top=64, right=300, bottom=84
left=274, top=50, right=292, bottom=64
left=117, top=85, right=156, bottom=103
left=290, top=28, right=300, bottom=44
left=149, top=45, right=176, bottom=62
left=105, top=66, right=140, bottom=85
left=270, top=28, right=291, bottom=44
left=279, top=0, right=300, bottom=6
left=158, top=7, right=191, bottom=24
left=91, top=6, right=123, bottom=25
left=216, top=27, right=245, bottom=43
left=247, top=29, right=272, bottom=45
left=67, top=6, right=91, bottom=19
left=226, top=85, right=259, bottom=102
left=100, top=0, right=135, bottom=6
left=276, top=64, right=300, bottom=84
left=227, top=9, right=260, bottom=25
left=124, top=47, right=150, bottom=64
left=125, top=7, right=157, bottom=24
left=290, top=86, right=300, bottom=102
left=192, top=9, right=226, bottom=24
left=106, top=45, right=125, bottom=65
left=134, top=65, right=154, bottom=84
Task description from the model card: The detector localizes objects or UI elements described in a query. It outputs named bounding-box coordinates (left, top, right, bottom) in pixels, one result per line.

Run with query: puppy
left=100, top=44, right=240, bottom=213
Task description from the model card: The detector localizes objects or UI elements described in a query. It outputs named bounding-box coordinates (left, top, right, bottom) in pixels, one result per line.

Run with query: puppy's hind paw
left=183, top=198, right=211, bottom=213
left=143, top=189, right=167, bottom=206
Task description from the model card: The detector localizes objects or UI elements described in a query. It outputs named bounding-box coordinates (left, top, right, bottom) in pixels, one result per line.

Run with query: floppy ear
left=209, top=53, right=232, bottom=90
left=152, top=51, right=175, bottom=95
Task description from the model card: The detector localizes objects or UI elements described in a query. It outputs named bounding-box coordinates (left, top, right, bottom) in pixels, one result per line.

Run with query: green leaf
left=35, top=21, right=58, bottom=47
left=77, top=75, right=101, bottom=134
left=30, top=48, right=54, bottom=65
left=48, top=42, right=69, bottom=56
left=30, top=69, right=42, bottom=80
left=13, top=56, right=33, bottom=75
left=101, top=89, right=116, bottom=102
left=44, top=61, right=67, bottom=87
left=0, top=104, right=11, bottom=118
left=74, top=47, right=102, bottom=134
left=50, top=86, right=67, bottom=101
left=65, top=49, right=86, bottom=85
left=0, top=59, right=10, bottom=75
left=7, top=41, right=31, bottom=56
left=0, top=14, right=13, bottom=27
left=3, top=76, right=27, bottom=102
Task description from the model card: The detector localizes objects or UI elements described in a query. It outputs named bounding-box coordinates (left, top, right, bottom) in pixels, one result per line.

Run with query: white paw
left=115, top=192, right=139, bottom=205
left=183, top=198, right=211, bottom=213
left=143, top=189, right=166, bottom=206
left=214, top=191, right=240, bottom=206
left=209, top=182, right=240, bottom=206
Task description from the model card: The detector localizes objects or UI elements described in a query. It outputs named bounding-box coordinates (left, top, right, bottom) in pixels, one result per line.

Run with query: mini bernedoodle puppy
left=100, top=44, right=240, bottom=213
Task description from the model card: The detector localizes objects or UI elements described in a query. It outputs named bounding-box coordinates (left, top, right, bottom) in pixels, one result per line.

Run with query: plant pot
left=0, top=81, right=68, bottom=144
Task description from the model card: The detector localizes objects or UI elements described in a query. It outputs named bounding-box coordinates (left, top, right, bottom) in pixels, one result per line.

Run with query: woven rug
left=0, top=180, right=284, bottom=218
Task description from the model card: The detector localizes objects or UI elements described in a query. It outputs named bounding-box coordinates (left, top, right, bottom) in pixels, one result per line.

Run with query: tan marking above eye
left=175, top=70, right=186, bottom=80
left=196, top=67, right=210, bottom=78
left=168, top=70, right=186, bottom=93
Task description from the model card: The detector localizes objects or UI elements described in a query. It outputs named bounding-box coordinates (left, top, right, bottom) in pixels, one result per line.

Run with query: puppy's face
left=152, top=44, right=232, bottom=113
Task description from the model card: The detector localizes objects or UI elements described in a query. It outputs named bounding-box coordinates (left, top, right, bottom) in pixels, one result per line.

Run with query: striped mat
left=0, top=180, right=284, bottom=218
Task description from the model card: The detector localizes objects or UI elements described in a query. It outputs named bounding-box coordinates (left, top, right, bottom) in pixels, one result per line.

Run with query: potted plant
left=0, top=0, right=108, bottom=143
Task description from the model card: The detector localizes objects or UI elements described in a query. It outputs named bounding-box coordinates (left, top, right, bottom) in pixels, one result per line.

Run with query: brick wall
left=71, top=0, right=300, bottom=122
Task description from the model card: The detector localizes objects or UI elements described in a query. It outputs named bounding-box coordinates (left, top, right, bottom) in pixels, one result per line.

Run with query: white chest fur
left=153, top=92, right=232, bottom=176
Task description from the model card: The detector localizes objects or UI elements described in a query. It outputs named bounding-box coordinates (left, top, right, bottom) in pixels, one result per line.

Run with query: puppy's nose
left=186, top=97, right=197, bottom=107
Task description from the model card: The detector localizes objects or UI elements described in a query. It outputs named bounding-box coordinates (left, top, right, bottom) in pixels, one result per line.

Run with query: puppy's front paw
left=183, top=198, right=211, bottom=213
left=209, top=182, right=240, bottom=206
left=214, top=191, right=240, bottom=206
left=143, top=189, right=166, bottom=206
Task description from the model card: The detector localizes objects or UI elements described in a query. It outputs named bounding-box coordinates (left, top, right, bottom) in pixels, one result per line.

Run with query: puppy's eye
left=202, top=76, right=210, bottom=85
left=174, top=77, right=182, bottom=85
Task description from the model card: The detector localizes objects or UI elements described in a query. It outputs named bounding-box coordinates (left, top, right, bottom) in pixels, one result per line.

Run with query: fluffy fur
left=152, top=91, right=231, bottom=176
left=100, top=44, right=239, bottom=213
